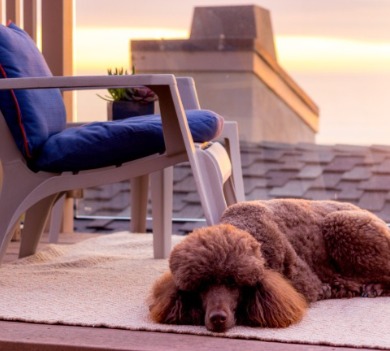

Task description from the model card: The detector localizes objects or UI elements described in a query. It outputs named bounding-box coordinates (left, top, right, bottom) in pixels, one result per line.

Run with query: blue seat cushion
left=32, top=109, right=224, bottom=172
left=0, top=22, right=66, bottom=159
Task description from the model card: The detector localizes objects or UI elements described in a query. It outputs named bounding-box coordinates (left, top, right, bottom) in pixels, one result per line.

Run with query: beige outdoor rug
left=0, top=232, right=389, bottom=349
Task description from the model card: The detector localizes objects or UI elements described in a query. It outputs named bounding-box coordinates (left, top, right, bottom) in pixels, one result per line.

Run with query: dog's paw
left=319, top=284, right=332, bottom=299
left=361, top=284, right=384, bottom=297
left=331, top=281, right=361, bottom=298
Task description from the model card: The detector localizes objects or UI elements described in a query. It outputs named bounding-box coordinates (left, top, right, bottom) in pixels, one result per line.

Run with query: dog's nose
left=209, top=311, right=227, bottom=331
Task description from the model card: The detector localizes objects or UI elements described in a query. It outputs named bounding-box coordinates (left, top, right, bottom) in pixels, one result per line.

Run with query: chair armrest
left=0, top=74, right=193, bottom=158
left=0, top=75, right=201, bottom=109
left=0, top=74, right=176, bottom=91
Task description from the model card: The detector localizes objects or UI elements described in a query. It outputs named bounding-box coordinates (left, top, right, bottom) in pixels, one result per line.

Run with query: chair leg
left=194, top=142, right=234, bottom=225
left=62, top=195, right=75, bottom=233
left=150, top=167, right=173, bottom=259
left=221, top=121, right=245, bottom=202
left=19, top=194, right=58, bottom=258
left=223, top=177, right=238, bottom=206
left=130, top=175, right=149, bottom=233
left=0, top=195, right=30, bottom=264
left=0, top=221, right=20, bottom=264
left=48, top=193, right=66, bottom=243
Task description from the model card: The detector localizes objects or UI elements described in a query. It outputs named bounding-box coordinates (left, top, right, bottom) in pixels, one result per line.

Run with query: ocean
left=75, top=70, right=390, bottom=147
left=291, top=71, right=390, bottom=146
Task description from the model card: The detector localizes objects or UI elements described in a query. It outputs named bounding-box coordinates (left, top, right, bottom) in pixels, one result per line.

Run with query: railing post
left=5, top=0, right=22, bottom=26
left=23, top=0, right=37, bottom=42
left=41, top=0, right=74, bottom=122
left=41, top=0, right=75, bottom=233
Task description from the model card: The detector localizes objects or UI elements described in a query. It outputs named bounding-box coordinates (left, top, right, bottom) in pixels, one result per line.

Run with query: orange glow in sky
left=276, top=36, right=390, bottom=73
left=75, top=27, right=390, bottom=75
left=75, top=27, right=188, bottom=73
left=73, top=1, right=390, bottom=145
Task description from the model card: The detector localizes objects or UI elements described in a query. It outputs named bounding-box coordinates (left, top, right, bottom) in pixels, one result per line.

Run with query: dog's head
left=149, top=224, right=307, bottom=332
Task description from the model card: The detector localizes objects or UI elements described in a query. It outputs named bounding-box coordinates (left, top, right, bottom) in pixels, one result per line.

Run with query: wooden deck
left=0, top=232, right=375, bottom=351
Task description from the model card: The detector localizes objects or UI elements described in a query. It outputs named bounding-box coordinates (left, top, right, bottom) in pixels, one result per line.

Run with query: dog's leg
left=325, top=278, right=390, bottom=298
left=322, top=210, right=390, bottom=296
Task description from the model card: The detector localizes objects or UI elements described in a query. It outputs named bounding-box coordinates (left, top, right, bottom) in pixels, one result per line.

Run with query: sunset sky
left=74, top=0, right=390, bottom=145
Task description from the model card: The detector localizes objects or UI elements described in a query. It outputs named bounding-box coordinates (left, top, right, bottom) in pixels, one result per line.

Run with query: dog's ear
left=149, top=271, right=203, bottom=325
left=237, top=269, right=308, bottom=328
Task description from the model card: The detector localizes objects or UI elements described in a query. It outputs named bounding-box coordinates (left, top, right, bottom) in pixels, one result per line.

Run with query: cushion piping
left=0, top=64, right=31, bottom=158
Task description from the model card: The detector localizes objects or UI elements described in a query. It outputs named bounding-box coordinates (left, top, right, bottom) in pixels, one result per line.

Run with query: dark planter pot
left=107, top=101, right=155, bottom=120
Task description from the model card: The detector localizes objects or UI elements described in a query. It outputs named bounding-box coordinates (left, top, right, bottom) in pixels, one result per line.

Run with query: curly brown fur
left=150, top=223, right=307, bottom=332
left=221, top=199, right=390, bottom=301
left=149, top=271, right=204, bottom=326
left=149, top=199, right=390, bottom=332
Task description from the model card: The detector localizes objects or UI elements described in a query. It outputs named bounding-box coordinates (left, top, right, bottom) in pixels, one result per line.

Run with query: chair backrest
left=0, top=22, right=66, bottom=160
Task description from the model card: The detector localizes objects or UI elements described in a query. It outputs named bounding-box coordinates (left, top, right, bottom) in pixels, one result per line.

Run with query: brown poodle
left=149, top=199, right=390, bottom=332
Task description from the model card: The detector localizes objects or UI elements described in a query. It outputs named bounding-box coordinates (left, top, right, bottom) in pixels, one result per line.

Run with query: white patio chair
left=47, top=77, right=246, bottom=243
left=0, top=22, right=238, bottom=264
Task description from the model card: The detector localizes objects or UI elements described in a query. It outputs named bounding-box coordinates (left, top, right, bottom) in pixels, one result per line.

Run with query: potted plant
left=99, top=67, right=158, bottom=120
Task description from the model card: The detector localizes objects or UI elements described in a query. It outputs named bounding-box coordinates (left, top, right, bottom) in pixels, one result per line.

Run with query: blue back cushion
left=0, top=22, right=66, bottom=159
left=33, top=110, right=224, bottom=172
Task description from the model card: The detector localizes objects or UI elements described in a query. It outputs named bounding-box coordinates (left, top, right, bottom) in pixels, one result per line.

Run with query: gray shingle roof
left=75, top=141, right=390, bottom=234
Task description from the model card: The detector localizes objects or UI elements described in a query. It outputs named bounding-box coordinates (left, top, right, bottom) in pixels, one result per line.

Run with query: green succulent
left=98, top=67, right=157, bottom=104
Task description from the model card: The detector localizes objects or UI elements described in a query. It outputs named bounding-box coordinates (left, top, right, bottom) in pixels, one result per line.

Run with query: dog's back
left=221, top=199, right=355, bottom=264
left=221, top=199, right=390, bottom=301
